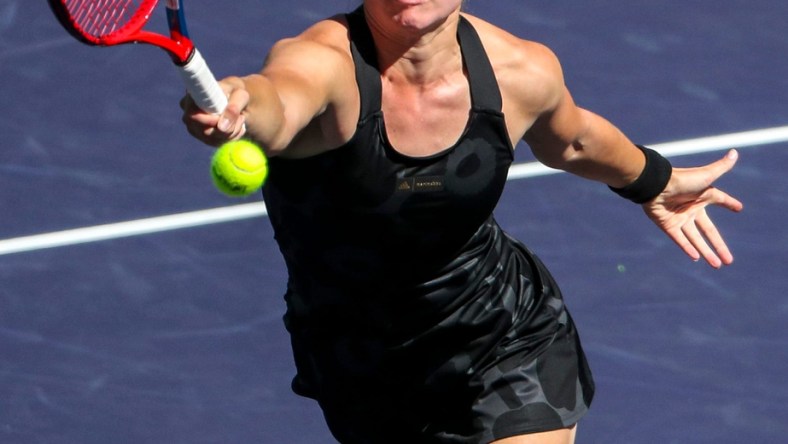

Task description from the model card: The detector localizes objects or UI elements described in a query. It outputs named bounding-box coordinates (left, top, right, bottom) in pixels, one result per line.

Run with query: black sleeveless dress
left=261, top=8, right=594, bottom=443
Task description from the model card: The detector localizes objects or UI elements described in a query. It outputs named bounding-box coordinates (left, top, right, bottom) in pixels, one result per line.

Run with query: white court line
left=1, top=125, right=787, bottom=256
left=0, top=203, right=269, bottom=256
left=508, top=125, right=788, bottom=179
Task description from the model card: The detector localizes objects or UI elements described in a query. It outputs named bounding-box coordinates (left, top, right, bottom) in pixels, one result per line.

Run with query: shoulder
left=265, top=15, right=354, bottom=74
left=260, top=15, right=361, bottom=158
left=461, top=14, right=565, bottom=115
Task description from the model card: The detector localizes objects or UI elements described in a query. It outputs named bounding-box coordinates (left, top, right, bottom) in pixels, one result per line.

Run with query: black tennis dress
left=262, top=8, right=594, bottom=443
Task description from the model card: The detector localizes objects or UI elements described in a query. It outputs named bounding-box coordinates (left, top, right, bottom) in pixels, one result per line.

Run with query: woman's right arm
left=180, top=18, right=358, bottom=157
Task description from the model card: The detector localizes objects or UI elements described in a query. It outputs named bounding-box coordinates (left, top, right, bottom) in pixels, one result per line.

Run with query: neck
left=364, top=6, right=463, bottom=85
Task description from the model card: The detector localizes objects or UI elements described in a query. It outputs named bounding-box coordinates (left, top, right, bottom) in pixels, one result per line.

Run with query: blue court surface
left=1, top=1, right=787, bottom=443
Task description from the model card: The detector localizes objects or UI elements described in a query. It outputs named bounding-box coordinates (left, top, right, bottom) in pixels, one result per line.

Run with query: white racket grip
left=177, top=49, right=227, bottom=114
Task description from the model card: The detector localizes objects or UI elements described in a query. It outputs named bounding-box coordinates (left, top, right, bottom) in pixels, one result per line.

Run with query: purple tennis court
left=1, top=1, right=787, bottom=443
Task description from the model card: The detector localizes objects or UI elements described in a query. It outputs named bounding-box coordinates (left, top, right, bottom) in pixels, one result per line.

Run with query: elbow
left=528, top=138, right=583, bottom=170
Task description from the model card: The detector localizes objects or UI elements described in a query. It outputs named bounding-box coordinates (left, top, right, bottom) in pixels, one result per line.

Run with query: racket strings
left=65, top=0, right=142, bottom=37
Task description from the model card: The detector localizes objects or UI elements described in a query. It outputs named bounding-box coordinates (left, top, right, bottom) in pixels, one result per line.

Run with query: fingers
left=215, top=104, right=248, bottom=141
left=649, top=149, right=743, bottom=267
left=696, top=211, right=734, bottom=266
left=217, top=86, right=250, bottom=136
left=664, top=208, right=734, bottom=269
left=179, top=78, right=250, bottom=146
left=708, top=186, right=744, bottom=213
left=180, top=97, right=221, bottom=145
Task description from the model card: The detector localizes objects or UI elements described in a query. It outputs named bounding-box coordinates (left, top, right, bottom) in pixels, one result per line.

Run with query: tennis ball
left=211, top=140, right=268, bottom=196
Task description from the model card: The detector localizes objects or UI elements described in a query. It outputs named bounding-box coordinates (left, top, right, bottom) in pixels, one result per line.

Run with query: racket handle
left=177, top=49, right=228, bottom=114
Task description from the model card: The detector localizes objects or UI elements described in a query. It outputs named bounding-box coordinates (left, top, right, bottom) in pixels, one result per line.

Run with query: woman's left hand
left=643, top=149, right=743, bottom=268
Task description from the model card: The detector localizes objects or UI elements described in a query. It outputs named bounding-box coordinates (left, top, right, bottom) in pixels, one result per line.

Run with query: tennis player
left=181, top=1, right=742, bottom=442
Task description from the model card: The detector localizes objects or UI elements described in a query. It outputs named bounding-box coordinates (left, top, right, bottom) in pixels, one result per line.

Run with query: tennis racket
left=47, top=0, right=227, bottom=114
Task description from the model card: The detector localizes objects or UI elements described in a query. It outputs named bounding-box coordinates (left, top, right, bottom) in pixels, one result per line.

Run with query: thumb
left=216, top=77, right=250, bottom=133
left=217, top=105, right=242, bottom=133
left=705, top=149, right=739, bottom=182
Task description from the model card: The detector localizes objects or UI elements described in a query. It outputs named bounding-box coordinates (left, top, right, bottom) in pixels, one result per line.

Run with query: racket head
left=47, top=0, right=159, bottom=46
left=48, top=0, right=225, bottom=113
left=48, top=0, right=193, bottom=62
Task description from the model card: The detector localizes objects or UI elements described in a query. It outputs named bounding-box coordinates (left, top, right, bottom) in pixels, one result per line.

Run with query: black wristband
left=609, top=145, right=672, bottom=204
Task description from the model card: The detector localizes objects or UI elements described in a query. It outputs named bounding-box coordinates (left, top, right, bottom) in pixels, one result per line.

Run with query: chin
left=390, top=0, right=429, bottom=5
left=395, top=4, right=458, bottom=30
left=367, top=0, right=460, bottom=33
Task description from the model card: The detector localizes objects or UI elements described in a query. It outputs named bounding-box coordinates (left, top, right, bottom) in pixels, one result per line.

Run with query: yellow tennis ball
left=211, top=140, right=268, bottom=196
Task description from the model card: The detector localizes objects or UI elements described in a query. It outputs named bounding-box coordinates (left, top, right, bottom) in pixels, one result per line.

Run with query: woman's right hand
left=180, top=76, right=249, bottom=147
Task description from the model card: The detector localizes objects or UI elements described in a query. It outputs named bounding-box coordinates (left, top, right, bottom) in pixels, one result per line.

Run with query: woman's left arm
left=518, top=45, right=742, bottom=267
